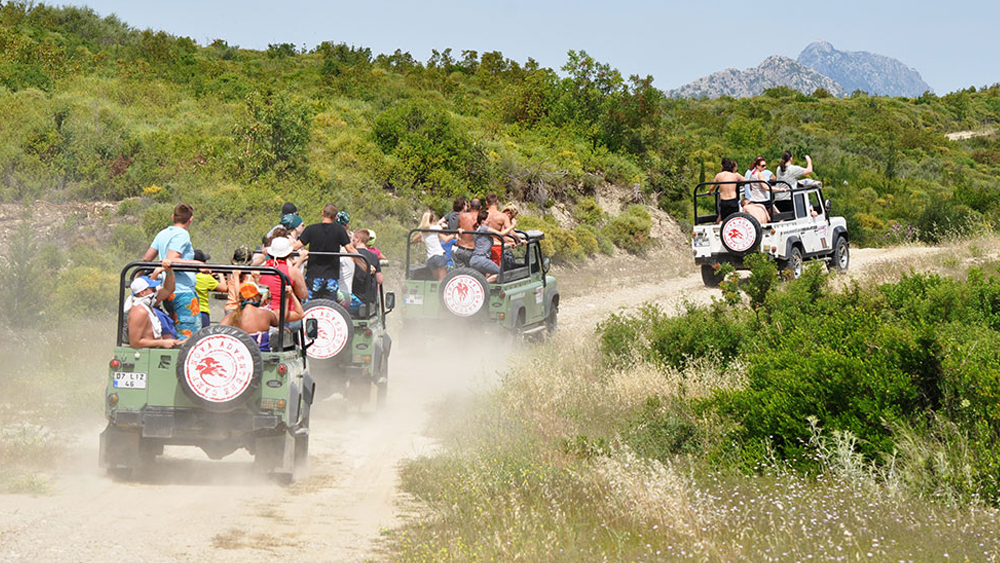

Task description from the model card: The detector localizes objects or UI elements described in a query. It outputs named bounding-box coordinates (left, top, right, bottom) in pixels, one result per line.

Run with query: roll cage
left=405, top=228, right=546, bottom=284
left=117, top=262, right=296, bottom=349
left=693, top=180, right=830, bottom=225
left=299, top=250, right=391, bottom=319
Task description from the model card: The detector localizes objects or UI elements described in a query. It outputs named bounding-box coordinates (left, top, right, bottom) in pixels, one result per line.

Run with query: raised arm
left=803, top=155, right=814, bottom=176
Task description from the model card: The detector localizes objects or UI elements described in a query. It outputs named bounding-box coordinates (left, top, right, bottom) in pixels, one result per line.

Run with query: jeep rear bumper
left=109, top=406, right=284, bottom=440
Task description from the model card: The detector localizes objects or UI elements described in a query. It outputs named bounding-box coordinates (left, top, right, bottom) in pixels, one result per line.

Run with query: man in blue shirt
left=142, top=203, right=202, bottom=340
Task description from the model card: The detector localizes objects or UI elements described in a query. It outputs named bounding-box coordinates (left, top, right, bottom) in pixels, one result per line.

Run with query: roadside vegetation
left=388, top=252, right=1000, bottom=561
left=1, top=2, right=1000, bottom=275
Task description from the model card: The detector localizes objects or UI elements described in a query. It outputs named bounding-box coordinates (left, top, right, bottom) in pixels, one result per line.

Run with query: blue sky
left=67, top=0, right=997, bottom=95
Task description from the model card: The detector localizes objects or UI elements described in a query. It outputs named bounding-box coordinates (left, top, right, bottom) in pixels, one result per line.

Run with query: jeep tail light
left=110, top=358, right=120, bottom=369
left=364, top=355, right=371, bottom=364
left=277, top=399, right=286, bottom=410
left=108, top=393, right=119, bottom=405
left=771, top=246, right=777, bottom=253
left=499, top=291, right=506, bottom=298
left=364, top=329, right=373, bottom=337
left=277, top=363, right=288, bottom=375
left=770, top=228, right=776, bottom=235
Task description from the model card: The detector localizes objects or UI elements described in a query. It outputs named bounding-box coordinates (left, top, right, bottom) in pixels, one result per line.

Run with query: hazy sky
left=68, top=0, right=996, bottom=95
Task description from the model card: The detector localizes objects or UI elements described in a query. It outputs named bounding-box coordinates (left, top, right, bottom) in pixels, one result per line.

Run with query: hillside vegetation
left=1, top=2, right=1000, bottom=325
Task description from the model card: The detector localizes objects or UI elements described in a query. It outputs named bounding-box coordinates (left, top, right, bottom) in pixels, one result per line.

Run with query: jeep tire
left=830, top=237, right=849, bottom=272
left=176, top=325, right=263, bottom=412
left=701, top=264, right=722, bottom=288
left=719, top=213, right=762, bottom=256
left=439, top=268, right=489, bottom=319
left=783, top=246, right=804, bottom=279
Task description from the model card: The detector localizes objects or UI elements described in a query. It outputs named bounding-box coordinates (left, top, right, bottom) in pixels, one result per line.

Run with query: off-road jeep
left=100, top=262, right=316, bottom=482
left=402, top=229, right=559, bottom=337
left=692, top=180, right=850, bottom=286
left=299, top=251, right=394, bottom=408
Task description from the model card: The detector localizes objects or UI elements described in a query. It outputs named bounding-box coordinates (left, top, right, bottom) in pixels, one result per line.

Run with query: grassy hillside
left=1, top=2, right=1000, bottom=324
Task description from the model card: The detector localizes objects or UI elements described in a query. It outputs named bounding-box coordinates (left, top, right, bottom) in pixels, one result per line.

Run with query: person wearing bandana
left=126, top=259, right=182, bottom=349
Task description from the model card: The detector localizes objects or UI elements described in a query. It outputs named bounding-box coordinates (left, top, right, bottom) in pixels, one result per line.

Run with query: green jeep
left=299, top=251, right=394, bottom=408
left=402, top=229, right=559, bottom=336
left=100, top=262, right=316, bottom=482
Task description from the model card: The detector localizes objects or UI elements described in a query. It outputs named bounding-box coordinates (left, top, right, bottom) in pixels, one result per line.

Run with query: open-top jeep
left=298, top=251, right=394, bottom=408
left=692, top=179, right=850, bottom=286
left=402, top=229, right=559, bottom=337
left=100, top=262, right=316, bottom=482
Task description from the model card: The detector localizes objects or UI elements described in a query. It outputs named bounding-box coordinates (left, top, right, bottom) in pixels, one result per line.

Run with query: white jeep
left=692, top=180, right=850, bottom=286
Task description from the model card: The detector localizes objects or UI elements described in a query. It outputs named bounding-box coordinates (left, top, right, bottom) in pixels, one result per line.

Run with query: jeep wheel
left=701, top=264, right=722, bottom=288
left=176, top=325, right=263, bottom=412
left=829, top=237, right=850, bottom=272
left=375, top=354, right=388, bottom=410
left=545, top=300, right=558, bottom=336
left=302, top=299, right=354, bottom=361
left=783, top=246, right=804, bottom=279
left=719, top=213, right=762, bottom=256
left=439, top=268, right=489, bottom=319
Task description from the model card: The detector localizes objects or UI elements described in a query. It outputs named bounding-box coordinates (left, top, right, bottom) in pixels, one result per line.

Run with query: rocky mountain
left=668, top=55, right=847, bottom=99
left=797, top=41, right=932, bottom=97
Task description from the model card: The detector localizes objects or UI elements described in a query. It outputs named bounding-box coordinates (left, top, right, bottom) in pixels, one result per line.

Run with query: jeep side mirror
left=384, top=292, right=395, bottom=312
left=824, top=199, right=831, bottom=214
left=543, top=258, right=551, bottom=273
left=305, top=318, right=318, bottom=339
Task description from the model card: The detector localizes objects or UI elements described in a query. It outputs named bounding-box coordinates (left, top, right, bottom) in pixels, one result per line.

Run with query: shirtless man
left=127, top=260, right=182, bottom=349
left=709, top=158, right=749, bottom=222
left=221, top=283, right=280, bottom=351
left=452, top=198, right=481, bottom=268
left=484, top=193, right=518, bottom=264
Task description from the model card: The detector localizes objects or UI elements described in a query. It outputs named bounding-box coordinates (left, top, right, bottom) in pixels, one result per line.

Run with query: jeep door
left=524, top=244, right=546, bottom=324
left=795, top=191, right=828, bottom=254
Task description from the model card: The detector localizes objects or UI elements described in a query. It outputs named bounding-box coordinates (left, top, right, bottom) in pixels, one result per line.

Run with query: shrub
left=603, top=204, right=652, bottom=252
left=915, top=200, right=979, bottom=243
left=573, top=225, right=599, bottom=256
left=572, top=196, right=605, bottom=226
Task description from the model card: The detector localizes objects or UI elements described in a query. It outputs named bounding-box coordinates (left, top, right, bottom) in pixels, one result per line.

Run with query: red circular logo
left=183, top=334, right=254, bottom=402
left=303, top=306, right=350, bottom=359
left=722, top=216, right=757, bottom=252
left=442, top=275, right=485, bottom=317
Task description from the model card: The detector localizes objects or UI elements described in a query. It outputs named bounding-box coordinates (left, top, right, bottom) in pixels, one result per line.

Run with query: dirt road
left=0, top=244, right=943, bottom=563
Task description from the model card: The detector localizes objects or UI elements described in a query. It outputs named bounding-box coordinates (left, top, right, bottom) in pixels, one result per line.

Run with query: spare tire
left=439, top=268, right=489, bottom=319
left=719, top=212, right=762, bottom=256
left=176, top=325, right=263, bottom=412
left=302, top=299, right=354, bottom=361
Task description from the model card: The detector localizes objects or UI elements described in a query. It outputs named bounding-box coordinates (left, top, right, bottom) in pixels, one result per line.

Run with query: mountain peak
left=667, top=56, right=846, bottom=99
left=797, top=42, right=932, bottom=96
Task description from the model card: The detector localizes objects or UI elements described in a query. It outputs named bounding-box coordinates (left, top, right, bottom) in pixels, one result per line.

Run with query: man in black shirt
left=292, top=203, right=359, bottom=301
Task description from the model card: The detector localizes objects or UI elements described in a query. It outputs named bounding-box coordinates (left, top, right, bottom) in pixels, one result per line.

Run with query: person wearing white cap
left=259, top=236, right=307, bottom=318
left=126, top=259, right=182, bottom=349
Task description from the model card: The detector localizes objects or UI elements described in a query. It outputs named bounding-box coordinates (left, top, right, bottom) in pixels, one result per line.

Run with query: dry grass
left=387, top=311, right=1000, bottom=562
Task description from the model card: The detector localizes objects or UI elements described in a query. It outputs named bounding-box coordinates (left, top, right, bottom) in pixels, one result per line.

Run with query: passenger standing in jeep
left=709, top=158, right=749, bottom=222
left=141, top=203, right=203, bottom=340
left=293, top=203, right=359, bottom=301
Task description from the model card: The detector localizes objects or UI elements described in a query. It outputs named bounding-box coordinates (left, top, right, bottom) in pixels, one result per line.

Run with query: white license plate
left=113, top=372, right=147, bottom=389
left=404, top=294, right=424, bottom=305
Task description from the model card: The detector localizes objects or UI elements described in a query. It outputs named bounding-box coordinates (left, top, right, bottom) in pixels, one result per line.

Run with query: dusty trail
left=0, top=244, right=943, bottom=562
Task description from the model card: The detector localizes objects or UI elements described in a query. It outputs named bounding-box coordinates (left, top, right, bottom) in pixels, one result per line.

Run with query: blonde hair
left=418, top=210, right=436, bottom=230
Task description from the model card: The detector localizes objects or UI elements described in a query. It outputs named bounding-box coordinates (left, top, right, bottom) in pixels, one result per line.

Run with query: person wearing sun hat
left=258, top=236, right=307, bottom=322
left=126, top=259, right=182, bottom=349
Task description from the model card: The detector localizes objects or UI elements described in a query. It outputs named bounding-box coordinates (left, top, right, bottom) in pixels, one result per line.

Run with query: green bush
left=602, top=204, right=652, bottom=253
left=572, top=196, right=605, bottom=225
left=915, top=199, right=980, bottom=243
left=573, top=224, right=599, bottom=256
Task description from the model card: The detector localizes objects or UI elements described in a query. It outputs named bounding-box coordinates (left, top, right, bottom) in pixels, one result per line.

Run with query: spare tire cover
left=176, top=325, right=263, bottom=411
left=302, top=299, right=354, bottom=360
left=720, top=212, right=762, bottom=256
left=439, top=268, right=489, bottom=318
